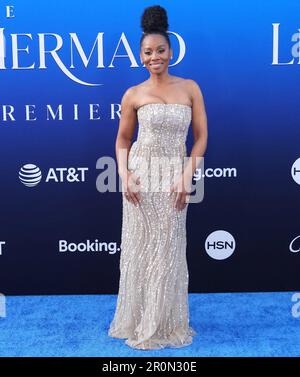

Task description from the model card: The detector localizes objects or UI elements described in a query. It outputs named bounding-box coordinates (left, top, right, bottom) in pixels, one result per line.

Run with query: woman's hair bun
left=141, top=5, right=169, bottom=34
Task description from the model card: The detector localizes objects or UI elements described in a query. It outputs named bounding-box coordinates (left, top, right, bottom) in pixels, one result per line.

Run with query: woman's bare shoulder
left=122, top=84, right=138, bottom=98
left=184, top=78, right=203, bottom=92
left=120, top=85, right=139, bottom=109
left=122, top=82, right=148, bottom=109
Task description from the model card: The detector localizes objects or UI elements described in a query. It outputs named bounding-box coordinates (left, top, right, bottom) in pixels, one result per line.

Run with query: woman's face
left=140, top=34, right=172, bottom=74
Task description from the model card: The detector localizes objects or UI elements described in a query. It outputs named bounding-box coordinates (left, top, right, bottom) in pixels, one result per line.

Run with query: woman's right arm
left=115, top=87, right=137, bottom=179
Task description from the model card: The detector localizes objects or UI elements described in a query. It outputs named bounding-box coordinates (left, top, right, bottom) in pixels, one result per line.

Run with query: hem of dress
left=108, top=326, right=197, bottom=350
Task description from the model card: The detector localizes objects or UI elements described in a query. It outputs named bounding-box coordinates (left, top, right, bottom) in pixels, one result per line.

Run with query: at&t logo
left=19, top=164, right=42, bottom=187
left=18, top=164, right=88, bottom=186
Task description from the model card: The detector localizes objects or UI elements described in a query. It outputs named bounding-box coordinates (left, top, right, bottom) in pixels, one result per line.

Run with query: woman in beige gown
left=108, top=5, right=207, bottom=350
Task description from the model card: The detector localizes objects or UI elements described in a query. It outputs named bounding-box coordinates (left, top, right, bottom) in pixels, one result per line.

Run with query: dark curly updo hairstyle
left=140, top=5, right=171, bottom=48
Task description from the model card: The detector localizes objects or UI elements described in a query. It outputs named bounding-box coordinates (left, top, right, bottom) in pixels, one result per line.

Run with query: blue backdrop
left=0, top=0, right=299, bottom=295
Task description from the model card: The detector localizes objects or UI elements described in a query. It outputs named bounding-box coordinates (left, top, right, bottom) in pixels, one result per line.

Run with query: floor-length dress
left=108, top=103, right=196, bottom=350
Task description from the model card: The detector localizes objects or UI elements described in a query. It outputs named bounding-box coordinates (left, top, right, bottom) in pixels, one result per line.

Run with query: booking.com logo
left=0, top=293, right=6, bottom=318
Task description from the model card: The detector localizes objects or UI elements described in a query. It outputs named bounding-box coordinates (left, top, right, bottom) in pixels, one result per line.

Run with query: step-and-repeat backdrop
left=0, top=0, right=299, bottom=295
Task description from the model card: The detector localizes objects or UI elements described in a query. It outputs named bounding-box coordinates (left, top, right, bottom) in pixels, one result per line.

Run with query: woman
left=108, top=5, right=208, bottom=350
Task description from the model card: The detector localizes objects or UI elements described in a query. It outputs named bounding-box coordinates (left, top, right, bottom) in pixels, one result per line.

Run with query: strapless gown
left=108, top=103, right=196, bottom=350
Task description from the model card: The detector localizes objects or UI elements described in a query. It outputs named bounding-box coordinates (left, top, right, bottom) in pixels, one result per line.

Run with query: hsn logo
left=205, top=230, right=236, bottom=260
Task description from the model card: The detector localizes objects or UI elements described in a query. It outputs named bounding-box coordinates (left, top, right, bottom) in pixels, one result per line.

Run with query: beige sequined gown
left=108, top=103, right=196, bottom=350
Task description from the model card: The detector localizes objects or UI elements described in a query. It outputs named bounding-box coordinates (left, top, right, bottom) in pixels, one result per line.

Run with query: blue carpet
left=0, top=292, right=299, bottom=357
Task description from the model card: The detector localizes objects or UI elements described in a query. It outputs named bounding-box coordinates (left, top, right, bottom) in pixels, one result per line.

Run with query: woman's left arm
left=183, top=79, right=208, bottom=182
left=170, top=80, right=208, bottom=210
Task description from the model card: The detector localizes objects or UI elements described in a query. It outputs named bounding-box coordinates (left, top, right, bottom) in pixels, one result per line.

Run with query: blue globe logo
left=19, top=164, right=42, bottom=187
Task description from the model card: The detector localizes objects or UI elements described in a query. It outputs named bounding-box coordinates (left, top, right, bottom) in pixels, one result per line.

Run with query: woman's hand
left=121, top=170, right=141, bottom=206
left=170, top=174, right=192, bottom=211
